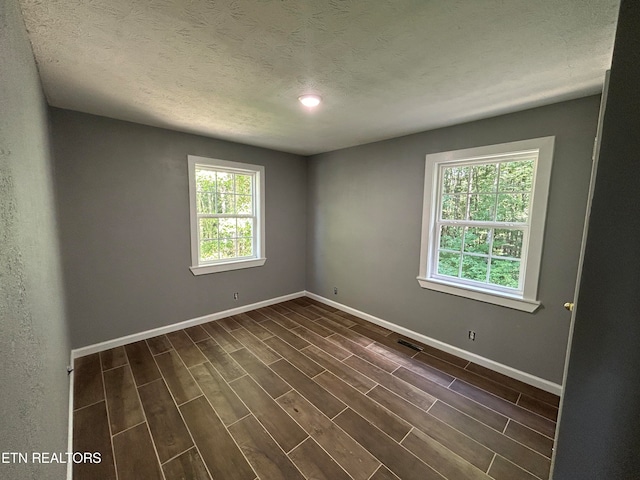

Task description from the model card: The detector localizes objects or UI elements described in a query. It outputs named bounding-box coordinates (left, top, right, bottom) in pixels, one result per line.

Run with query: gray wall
left=553, top=1, right=640, bottom=478
left=0, top=0, right=71, bottom=478
left=51, top=109, right=307, bottom=348
left=307, top=96, right=600, bottom=384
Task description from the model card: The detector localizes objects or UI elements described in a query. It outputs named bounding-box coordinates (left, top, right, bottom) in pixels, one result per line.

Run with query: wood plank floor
left=73, top=297, right=559, bottom=480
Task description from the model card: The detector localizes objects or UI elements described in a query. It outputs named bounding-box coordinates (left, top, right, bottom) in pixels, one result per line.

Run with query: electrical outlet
left=468, top=330, right=476, bottom=341
left=233, top=292, right=239, bottom=300
left=334, top=287, right=338, bottom=295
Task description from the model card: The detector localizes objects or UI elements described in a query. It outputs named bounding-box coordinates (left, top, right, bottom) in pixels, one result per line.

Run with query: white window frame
left=417, top=137, right=555, bottom=312
left=188, top=155, right=266, bottom=275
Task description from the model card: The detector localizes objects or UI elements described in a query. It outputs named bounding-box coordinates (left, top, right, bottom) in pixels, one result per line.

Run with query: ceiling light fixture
left=298, top=94, right=321, bottom=108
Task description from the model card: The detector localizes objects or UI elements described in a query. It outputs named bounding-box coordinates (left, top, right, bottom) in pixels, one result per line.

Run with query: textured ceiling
left=20, top=0, right=619, bottom=155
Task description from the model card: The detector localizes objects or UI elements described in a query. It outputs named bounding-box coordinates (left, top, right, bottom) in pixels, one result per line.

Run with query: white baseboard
left=71, top=291, right=305, bottom=359
left=305, top=292, right=562, bottom=396
left=68, top=291, right=304, bottom=479
left=70, top=288, right=560, bottom=396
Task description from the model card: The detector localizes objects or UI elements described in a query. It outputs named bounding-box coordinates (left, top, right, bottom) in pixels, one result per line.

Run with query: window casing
left=417, top=137, right=554, bottom=312
left=188, top=155, right=266, bottom=275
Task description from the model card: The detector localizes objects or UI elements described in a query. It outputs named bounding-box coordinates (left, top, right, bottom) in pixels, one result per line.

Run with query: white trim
left=418, top=137, right=555, bottom=310
left=550, top=71, right=610, bottom=476
left=66, top=350, right=74, bottom=480
left=190, top=257, right=266, bottom=275
left=305, top=292, right=561, bottom=395
left=187, top=155, right=266, bottom=275
left=416, top=277, right=540, bottom=312
left=70, top=287, right=560, bottom=394
left=71, top=291, right=305, bottom=358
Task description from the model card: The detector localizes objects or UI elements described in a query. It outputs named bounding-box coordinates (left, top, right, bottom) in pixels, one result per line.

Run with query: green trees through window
left=419, top=137, right=553, bottom=311
left=195, top=167, right=255, bottom=262
left=436, top=159, right=533, bottom=289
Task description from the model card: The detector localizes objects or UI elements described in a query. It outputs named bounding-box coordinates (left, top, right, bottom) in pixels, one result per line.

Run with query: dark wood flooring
left=73, top=297, right=559, bottom=480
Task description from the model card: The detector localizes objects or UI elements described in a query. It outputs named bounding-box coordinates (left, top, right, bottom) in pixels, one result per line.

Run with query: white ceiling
left=20, top=0, right=620, bottom=155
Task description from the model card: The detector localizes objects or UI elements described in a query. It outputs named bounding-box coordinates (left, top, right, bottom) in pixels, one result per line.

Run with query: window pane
left=469, top=164, right=497, bottom=193
left=498, top=160, right=534, bottom=192
left=199, top=218, right=219, bottom=240
left=461, top=255, right=488, bottom=282
left=492, top=229, right=524, bottom=258
left=237, top=218, right=253, bottom=238
left=191, top=158, right=263, bottom=271
left=237, top=195, right=253, bottom=215
left=219, top=218, right=236, bottom=238
left=238, top=238, right=253, bottom=257
left=236, top=175, right=252, bottom=195
left=497, top=193, right=530, bottom=222
left=468, top=194, right=495, bottom=221
left=196, top=168, right=216, bottom=192
left=442, top=166, right=470, bottom=194
left=219, top=238, right=236, bottom=259
left=438, top=251, right=461, bottom=277
left=439, top=226, right=463, bottom=251
left=489, top=258, right=521, bottom=288
left=200, top=240, right=219, bottom=261
left=463, top=227, right=490, bottom=254
left=196, top=192, right=215, bottom=214
left=217, top=193, right=236, bottom=214
left=216, top=172, right=234, bottom=195
left=441, top=194, right=467, bottom=220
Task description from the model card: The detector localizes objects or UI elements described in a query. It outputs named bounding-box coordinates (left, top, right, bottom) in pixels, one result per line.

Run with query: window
left=417, top=137, right=554, bottom=312
left=188, top=155, right=265, bottom=275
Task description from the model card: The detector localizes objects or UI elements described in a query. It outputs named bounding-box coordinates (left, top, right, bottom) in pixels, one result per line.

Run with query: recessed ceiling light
left=298, top=94, right=321, bottom=108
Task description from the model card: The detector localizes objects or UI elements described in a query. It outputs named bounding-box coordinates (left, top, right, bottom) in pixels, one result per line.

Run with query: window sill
left=416, top=277, right=540, bottom=312
left=190, top=257, right=266, bottom=275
